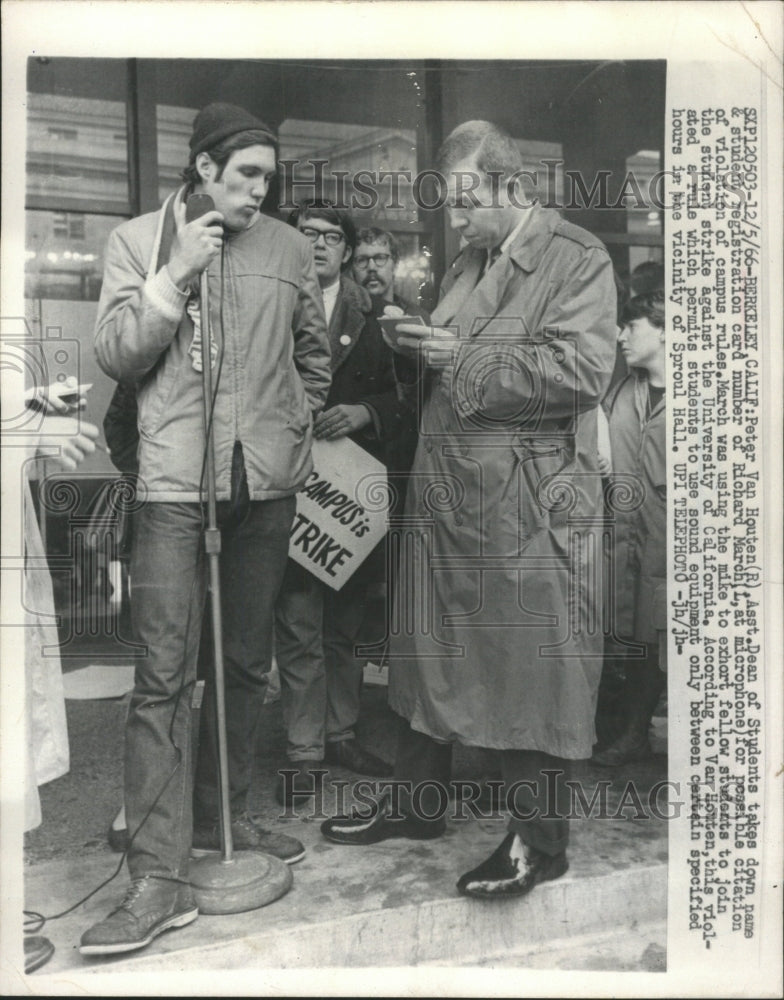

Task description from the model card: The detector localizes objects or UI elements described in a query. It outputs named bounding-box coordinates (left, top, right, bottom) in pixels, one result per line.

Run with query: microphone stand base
left=190, top=851, right=293, bottom=915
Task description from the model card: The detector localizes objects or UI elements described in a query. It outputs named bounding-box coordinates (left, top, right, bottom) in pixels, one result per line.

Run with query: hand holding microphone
left=168, top=195, right=225, bottom=288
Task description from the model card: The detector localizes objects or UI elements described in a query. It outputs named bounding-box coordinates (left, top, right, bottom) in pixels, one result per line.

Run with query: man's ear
left=342, top=245, right=353, bottom=267
left=195, top=152, right=214, bottom=184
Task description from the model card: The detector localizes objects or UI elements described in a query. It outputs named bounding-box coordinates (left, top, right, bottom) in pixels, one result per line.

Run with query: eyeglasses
left=300, top=227, right=345, bottom=247
left=353, top=254, right=392, bottom=270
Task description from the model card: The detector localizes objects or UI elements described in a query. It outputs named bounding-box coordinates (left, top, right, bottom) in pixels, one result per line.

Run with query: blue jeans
left=125, top=490, right=295, bottom=879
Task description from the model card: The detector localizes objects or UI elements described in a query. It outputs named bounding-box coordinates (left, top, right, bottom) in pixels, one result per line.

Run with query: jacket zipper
left=222, top=240, right=241, bottom=448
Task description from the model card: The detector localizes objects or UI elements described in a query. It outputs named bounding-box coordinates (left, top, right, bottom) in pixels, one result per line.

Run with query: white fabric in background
left=24, top=478, right=69, bottom=831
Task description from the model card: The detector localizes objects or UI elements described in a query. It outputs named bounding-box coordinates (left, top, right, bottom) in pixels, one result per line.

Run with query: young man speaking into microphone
left=82, top=103, right=331, bottom=956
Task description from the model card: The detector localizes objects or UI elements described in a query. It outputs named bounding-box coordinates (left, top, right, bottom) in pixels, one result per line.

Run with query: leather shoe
left=321, top=799, right=444, bottom=845
left=457, top=833, right=568, bottom=899
left=79, top=875, right=198, bottom=955
left=324, top=739, right=393, bottom=776
left=192, top=812, right=305, bottom=864
left=24, top=935, right=54, bottom=974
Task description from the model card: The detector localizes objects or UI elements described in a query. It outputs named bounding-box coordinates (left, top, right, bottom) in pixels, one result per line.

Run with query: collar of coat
left=327, top=275, right=374, bottom=373
left=608, top=371, right=666, bottom=428
left=449, top=203, right=559, bottom=280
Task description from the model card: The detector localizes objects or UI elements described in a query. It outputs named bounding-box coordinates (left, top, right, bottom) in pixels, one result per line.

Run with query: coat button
left=454, top=513, right=464, bottom=526
left=425, top=442, right=433, bottom=453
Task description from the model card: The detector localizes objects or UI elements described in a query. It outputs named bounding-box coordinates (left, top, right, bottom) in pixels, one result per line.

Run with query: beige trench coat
left=388, top=206, right=618, bottom=759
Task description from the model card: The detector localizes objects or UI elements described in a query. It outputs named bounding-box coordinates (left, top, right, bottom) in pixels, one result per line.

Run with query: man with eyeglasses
left=353, top=227, right=429, bottom=514
left=321, top=120, right=618, bottom=904
left=274, top=200, right=406, bottom=802
left=352, top=228, right=399, bottom=306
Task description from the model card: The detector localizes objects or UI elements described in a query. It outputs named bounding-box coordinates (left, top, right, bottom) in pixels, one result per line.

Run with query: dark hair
left=622, top=290, right=665, bottom=329
left=182, top=128, right=278, bottom=189
left=437, top=120, right=524, bottom=177
left=355, top=227, right=399, bottom=262
left=287, top=199, right=357, bottom=253
left=630, top=260, right=664, bottom=296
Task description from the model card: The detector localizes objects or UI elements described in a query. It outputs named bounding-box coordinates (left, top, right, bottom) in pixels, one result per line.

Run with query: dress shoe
left=321, top=798, right=444, bottom=845
left=24, top=935, right=54, bottom=973
left=324, top=739, right=393, bottom=776
left=192, top=812, right=305, bottom=864
left=591, top=733, right=651, bottom=767
left=457, top=832, right=568, bottom=899
left=275, top=764, right=326, bottom=810
left=79, top=875, right=198, bottom=956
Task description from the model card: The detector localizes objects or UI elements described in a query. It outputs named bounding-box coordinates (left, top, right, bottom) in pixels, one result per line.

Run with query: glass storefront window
left=626, top=150, right=663, bottom=276
left=626, top=151, right=662, bottom=236
left=515, top=139, right=564, bottom=207
left=26, top=92, right=130, bottom=214
left=277, top=118, right=418, bottom=224
left=25, top=210, right=124, bottom=301
left=25, top=60, right=131, bottom=302
left=278, top=117, right=434, bottom=307
left=157, top=104, right=195, bottom=203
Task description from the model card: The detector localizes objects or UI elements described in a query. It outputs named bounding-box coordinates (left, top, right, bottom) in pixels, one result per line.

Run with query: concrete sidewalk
left=24, top=832, right=665, bottom=976
left=22, top=674, right=668, bottom=977
left=24, top=771, right=668, bottom=976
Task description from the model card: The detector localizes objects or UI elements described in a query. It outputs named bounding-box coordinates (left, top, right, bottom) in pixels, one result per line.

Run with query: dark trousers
left=393, top=718, right=571, bottom=857
left=125, top=448, right=294, bottom=879
left=275, top=561, right=372, bottom=760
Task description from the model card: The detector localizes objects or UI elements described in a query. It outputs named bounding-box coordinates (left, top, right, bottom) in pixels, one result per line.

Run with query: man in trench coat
left=322, top=120, right=618, bottom=898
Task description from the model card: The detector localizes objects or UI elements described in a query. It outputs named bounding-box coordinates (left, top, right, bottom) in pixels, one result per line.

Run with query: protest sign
left=288, top=437, right=389, bottom=589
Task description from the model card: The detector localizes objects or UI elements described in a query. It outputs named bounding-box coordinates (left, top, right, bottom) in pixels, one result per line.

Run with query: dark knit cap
left=189, top=102, right=277, bottom=161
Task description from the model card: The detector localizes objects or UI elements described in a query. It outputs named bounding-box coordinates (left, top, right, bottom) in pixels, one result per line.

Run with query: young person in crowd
left=593, top=290, right=667, bottom=766
left=274, top=202, right=410, bottom=803
left=82, top=103, right=331, bottom=956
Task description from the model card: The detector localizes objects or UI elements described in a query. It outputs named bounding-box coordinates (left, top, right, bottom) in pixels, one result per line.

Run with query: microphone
left=185, top=192, right=216, bottom=224
left=185, top=193, right=217, bottom=376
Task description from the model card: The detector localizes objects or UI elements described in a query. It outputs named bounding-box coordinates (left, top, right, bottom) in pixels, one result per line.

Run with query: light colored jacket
left=94, top=192, right=331, bottom=501
left=388, top=205, right=618, bottom=758
left=604, top=372, right=666, bottom=642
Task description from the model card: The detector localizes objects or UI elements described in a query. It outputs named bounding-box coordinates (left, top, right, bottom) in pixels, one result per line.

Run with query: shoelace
left=114, top=874, right=189, bottom=914
left=113, top=876, right=152, bottom=914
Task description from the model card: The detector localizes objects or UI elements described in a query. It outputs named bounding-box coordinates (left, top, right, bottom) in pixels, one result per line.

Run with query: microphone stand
left=188, top=245, right=292, bottom=914
left=197, top=265, right=233, bottom=863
